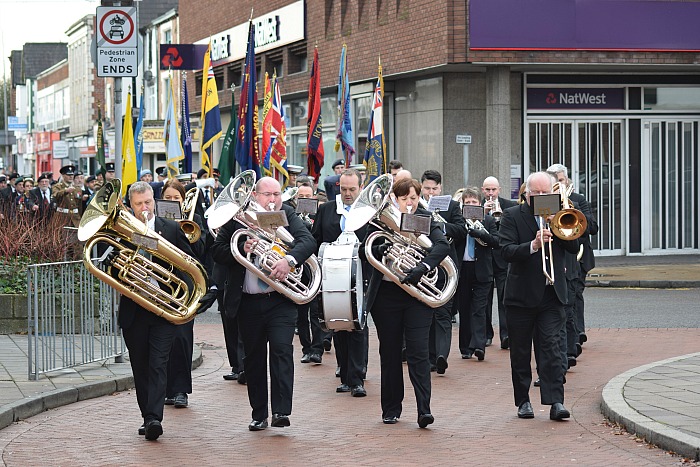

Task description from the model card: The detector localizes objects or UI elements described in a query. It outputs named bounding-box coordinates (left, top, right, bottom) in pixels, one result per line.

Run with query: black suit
left=323, top=175, right=341, bottom=199
left=27, top=187, right=55, bottom=221
left=569, top=191, right=598, bottom=338
left=499, top=203, right=579, bottom=408
left=362, top=211, right=450, bottom=419
left=312, top=199, right=369, bottom=388
left=117, top=217, right=195, bottom=426
left=427, top=200, right=467, bottom=367
left=212, top=204, right=316, bottom=422
left=483, top=196, right=517, bottom=345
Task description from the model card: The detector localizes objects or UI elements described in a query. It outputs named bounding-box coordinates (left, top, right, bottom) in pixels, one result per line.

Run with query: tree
left=0, top=78, right=8, bottom=131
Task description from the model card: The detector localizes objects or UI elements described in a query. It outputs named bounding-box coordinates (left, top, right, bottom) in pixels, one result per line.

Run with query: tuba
left=344, top=175, right=458, bottom=308
left=78, top=180, right=208, bottom=325
left=179, top=187, right=202, bottom=243
left=207, top=171, right=322, bottom=305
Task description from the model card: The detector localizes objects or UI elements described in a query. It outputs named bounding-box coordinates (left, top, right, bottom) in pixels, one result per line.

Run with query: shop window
left=643, top=87, right=700, bottom=111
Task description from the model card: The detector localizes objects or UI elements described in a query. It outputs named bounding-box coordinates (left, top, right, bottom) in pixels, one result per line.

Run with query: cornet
left=488, top=196, right=502, bottom=219
left=180, top=187, right=202, bottom=243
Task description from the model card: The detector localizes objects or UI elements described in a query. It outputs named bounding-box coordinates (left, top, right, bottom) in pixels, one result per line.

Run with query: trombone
left=180, top=187, right=202, bottom=243
left=538, top=215, right=555, bottom=285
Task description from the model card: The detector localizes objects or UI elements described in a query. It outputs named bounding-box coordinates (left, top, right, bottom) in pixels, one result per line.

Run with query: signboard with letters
left=527, top=88, right=625, bottom=110
left=96, top=6, right=138, bottom=77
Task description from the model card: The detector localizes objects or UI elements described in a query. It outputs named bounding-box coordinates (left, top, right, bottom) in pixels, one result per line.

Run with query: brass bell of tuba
left=78, top=180, right=209, bottom=325
left=344, top=174, right=458, bottom=308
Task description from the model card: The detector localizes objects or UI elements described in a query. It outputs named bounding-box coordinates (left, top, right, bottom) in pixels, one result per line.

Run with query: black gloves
left=371, top=243, right=391, bottom=259
left=468, top=227, right=488, bottom=240
left=401, top=262, right=429, bottom=286
left=102, top=249, right=119, bottom=268
left=197, top=289, right=218, bottom=314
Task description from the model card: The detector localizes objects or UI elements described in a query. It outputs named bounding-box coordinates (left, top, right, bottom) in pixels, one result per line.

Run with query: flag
left=363, top=61, right=386, bottom=183
left=96, top=105, right=106, bottom=175
left=235, top=21, right=261, bottom=178
left=134, top=91, right=145, bottom=175
left=200, top=42, right=222, bottom=177
left=335, top=44, right=354, bottom=167
left=270, top=73, right=289, bottom=187
left=261, top=72, right=273, bottom=177
left=121, top=92, right=138, bottom=196
left=181, top=73, right=193, bottom=174
left=164, top=79, right=184, bottom=177
left=218, top=102, right=237, bottom=186
left=307, top=47, right=324, bottom=180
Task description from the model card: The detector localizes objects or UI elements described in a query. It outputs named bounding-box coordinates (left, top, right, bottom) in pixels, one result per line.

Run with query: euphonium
left=180, top=187, right=201, bottom=243
left=345, top=174, right=458, bottom=308
left=78, top=180, right=208, bottom=325
left=550, top=182, right=588, bottom=241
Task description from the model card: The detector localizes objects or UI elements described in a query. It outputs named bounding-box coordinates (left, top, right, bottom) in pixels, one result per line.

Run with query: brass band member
left=498, top=172, right=579, bottom=421
left=212, top=177, right=316, bottom=431
left=362, top=178, right=450, bottom=428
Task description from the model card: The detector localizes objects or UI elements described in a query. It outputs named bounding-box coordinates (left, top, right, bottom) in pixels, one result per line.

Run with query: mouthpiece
left=407, top=205, right=413, bottom=214
left=268, top=202, right=275, bottom=211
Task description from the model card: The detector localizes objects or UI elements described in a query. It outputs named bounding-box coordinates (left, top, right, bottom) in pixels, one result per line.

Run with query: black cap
left=212, top=167, right=220, bottom=177
left=332, top=159, right=345, bottom=169
left=14, top=176, right=24, bottom=185
left=0, top=175, right=6, bottom=182
left=197, top=168, right=208, bottom=178
left=9, top=172, right=19, bottom=180
left=75, top=171, right=84, bottom=176
left=59, top=165, right=76, bottom=176
left=155, top=166, right=167, bottom=177
left=105, top=162, right=115, bottom=172
left=86, top=175, right=96, bottom=183
left=37, top=174, right=50, bottom=182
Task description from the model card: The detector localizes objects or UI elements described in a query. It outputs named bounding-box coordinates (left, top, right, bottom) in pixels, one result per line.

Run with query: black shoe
left=567, top=356, right=577, bottom=369
left=351, top=385, right=367, bottom=397
left=579, top=333, right=587, bottom=345
left=174, top=393, right=188, bottom=408
left=164, top=397, right=175, bottom=405
left=534, top=378, right=541, bottom=387
left=223, top=370, right=239, bottom=381
left=418, top=413, right=434, bottom=428
left=271, top=413, right=290, bottom=427
left=382, top=416, right=399, bottom=424
left=461, top=352, right=473, bottom=359
left=474, top=349, right=485, bottom=361
left=138, top=424, right=145, bottom=436
left=248, top=419, right=268, bottom=431
left=300, top=353, right=311, bottom=363
left=294, top=327, right=299, bottom=335
left=430, top=364, right=437, bottom=372
left=309, top=353, right=322, bottom=364
left=550, top=403, right=570, bottom=420
left=436, top=355, right=448, bottom=375
left=518, top=401, right=534, bottom=419
left=335, top=366, right=341, bottom=377
left=323, top=339, right=332, bottom=352
left=144, top=420, right=163, bottom=440
left=237, top=371, right=247, bottom=385
left=575, top=342, right=583, bottom=357
left=485, top=338, right=493, bottom=347
left=336, top=383, right=351, bottom=393
left=500, top=337, right=510, bottom=349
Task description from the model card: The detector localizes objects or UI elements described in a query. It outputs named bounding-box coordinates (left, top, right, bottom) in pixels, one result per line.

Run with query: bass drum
left=318, top=242, right=365, bottom=332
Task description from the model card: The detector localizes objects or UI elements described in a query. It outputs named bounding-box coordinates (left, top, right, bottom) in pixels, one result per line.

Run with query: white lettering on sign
left=559, top=92, right=607, bottom=105
left=97, top=47, right=138, bottom=77
left=255, top=16, right=280, bottom=48
left=211, top=34, right=230, bottom=61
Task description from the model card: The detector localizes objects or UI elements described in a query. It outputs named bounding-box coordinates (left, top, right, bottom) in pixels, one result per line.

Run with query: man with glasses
left=212, top=177, right=316, bottom=431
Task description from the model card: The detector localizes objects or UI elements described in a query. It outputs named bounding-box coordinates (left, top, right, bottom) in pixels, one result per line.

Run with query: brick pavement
left=1, top=323, right=699, bottom=466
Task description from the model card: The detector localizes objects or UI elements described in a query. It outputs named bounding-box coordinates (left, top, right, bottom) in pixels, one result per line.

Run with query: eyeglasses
left=256, top=192, right=282, bottom=198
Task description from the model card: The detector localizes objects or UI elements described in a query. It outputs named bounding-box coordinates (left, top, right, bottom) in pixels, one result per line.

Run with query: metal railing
left=27, top=260, right=125, bottom=380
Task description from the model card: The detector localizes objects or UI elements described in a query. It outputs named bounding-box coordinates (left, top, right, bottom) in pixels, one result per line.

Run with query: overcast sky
left=1, top=0, right=99, bottom=78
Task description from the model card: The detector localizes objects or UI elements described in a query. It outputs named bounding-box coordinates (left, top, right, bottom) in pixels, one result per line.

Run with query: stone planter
left=0, top=294, right=29, bottom=334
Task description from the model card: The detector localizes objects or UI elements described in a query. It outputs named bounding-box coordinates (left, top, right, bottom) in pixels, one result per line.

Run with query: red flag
left=306, top=47, right=324, bottom=180
left=261, top=72, right=273, bottom=176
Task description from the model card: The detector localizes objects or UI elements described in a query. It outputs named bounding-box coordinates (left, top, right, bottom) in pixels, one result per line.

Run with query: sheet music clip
left=255, top=210, right=289, bottom=234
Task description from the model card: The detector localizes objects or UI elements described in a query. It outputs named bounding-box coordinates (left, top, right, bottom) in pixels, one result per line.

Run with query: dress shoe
left=351, top=385, right=367, bottom=397
left=436, top=355, right=448, bottom=375
left=549, top=403, right=570, bottom=420
left=485, top=338, right=493, bottom=347
left=300, top=353, right=311, bottom=363
left=309, top=353, right=322, bottom=364
left=362, top=366, right=367, bottom=380
left=174, top=393, right=188, bottom=408
left=430, top=364, right=437, bottom=372
left=138, top=424, right=145, bottom=436
left=336, top=383, right=351, bottom=393
left=474, top=349, right=485, bottom=361
left=323, top=339, right=332, bottom=352
left=144, top=420, right=163, bottom=440
left=164, top=397, right=175, bottom=405
left=335, top=366, right=341, bottom=377
left=271, top=413, right=291, bottom=427
left=534, top=378, right=541, bottom=387
left=223, top=370, right=239, bottom=381
left=575, top=342, right=583, bottom=357
left=500, top=337, right=510, bottom=350
left=567, top=356, right=577, bottom=369
left=518, top=401, right=534, bottom=419
left=579, top=333, right=587, bottom=345
left=418, top=413, right=434, bottom=428
left=461, top=352, right=473, bottom=359
left=248, top=419, right=268, bottom=431
left=237, top=371, right=247, bottom=385
left=382, top=416, right=399, bottom=424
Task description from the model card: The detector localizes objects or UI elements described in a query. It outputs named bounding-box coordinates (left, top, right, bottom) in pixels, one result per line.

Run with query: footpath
left=0, top=254, right=698, bottom=464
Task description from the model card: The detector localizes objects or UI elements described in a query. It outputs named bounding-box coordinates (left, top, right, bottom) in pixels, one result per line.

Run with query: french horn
left=78, top=180, right=208, bottom=325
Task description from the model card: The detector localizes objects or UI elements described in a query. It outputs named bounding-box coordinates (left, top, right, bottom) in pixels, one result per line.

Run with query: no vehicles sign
left=96, top=6, right=138, bottom=77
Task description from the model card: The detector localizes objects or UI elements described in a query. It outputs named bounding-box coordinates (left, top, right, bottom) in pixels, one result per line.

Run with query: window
left=288, top=43, right=307, bottom=74
left=227, top=63, right=242, bottom=88
left=643, top=87, right=700, bottom=111
left=267, top=50, right=283, bottom=78
left=163, top=28, right=172, bottom=45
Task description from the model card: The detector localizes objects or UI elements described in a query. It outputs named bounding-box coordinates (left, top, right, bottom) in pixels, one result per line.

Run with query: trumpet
left=465, top=218, right=488, bottom=247
left=488, top=196, right=502, bottom=219
left=180, top=187, right=202, bottom=243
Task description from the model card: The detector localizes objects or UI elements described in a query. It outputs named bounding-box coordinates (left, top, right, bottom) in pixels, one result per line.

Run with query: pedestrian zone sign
left=96, top=6, right=138, bottom=77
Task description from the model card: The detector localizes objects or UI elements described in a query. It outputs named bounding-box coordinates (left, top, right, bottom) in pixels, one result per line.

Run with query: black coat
left=569, top=192, right=597, bottom=272
left=437, top=199, right=468, bottom=267
left=465, top=214, right=500, bottom=283
left=483, top=196, right=518, bottom=271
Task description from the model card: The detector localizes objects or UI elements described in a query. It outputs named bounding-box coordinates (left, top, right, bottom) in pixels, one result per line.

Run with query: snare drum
left=318, top=242, right=365, bottom=332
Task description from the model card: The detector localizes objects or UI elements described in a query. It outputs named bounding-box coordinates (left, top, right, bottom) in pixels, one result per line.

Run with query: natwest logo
left=527, top=88, right=624, bottom=110
left=558, top=92, right=607, bottom=105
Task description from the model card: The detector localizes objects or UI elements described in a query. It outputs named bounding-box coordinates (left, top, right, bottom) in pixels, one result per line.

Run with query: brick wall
left=36, top=62, right=69, bottom=90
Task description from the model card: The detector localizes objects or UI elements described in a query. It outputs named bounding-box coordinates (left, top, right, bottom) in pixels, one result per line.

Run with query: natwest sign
left=528, top=88, right=624, bottom=110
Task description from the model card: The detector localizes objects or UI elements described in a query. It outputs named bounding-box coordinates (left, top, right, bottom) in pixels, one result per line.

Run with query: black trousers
left=429, top=297, right=454, bottom=365
left=574, top=263, right=587, bottom=336
left=166, top=319, right=194, bottom=396
left=221, top=298, right=244, bottom=373
left=296, top=298, right=324, bottom=356
left=121, top=315, right=176, bottom=423
left=238, top=292, right=296, bottom=421
left=486, top=263, right=509, bottom=343
left=335, top=327, right=367, bottom=386
left=507, top=285, right=566, bottom=407
left=371, top=281, right=432, bottom=419
left=458, top=262, right=491, bottom=354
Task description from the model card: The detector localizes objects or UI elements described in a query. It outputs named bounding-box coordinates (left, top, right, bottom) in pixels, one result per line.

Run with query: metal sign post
left=456, top=134, right=472, bottom=187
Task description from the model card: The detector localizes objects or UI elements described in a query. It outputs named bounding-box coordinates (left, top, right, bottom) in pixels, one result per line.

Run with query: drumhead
left=319, top=242, right=364, bottom=331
